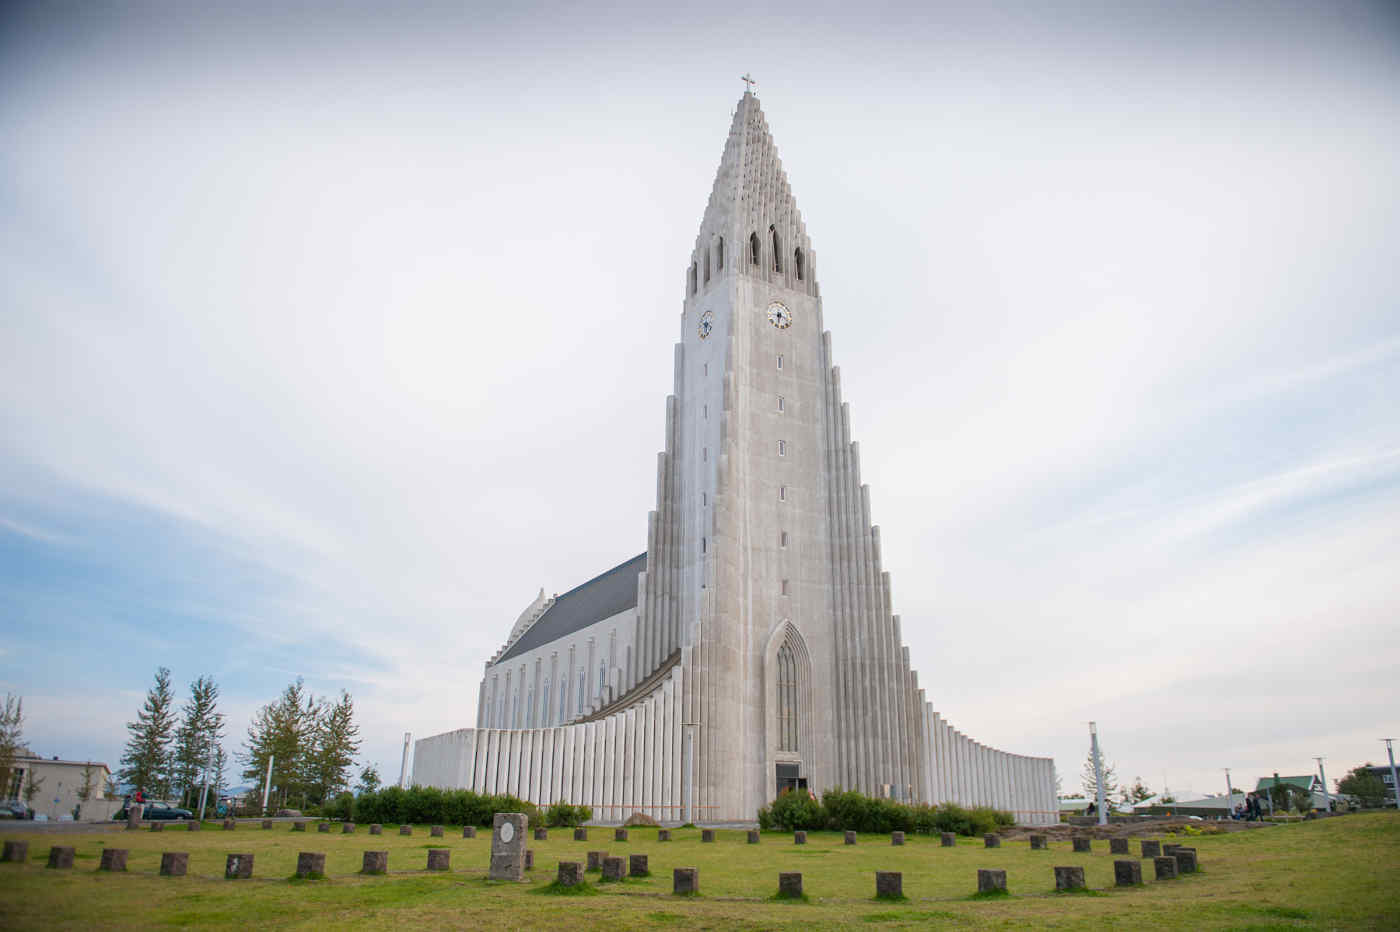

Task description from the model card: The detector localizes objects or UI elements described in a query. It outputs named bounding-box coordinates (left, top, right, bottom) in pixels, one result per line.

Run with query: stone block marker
left=1162, top=844, right=1181, bottom=856
left=1029, top=834, right=1047, bottom=850
left=296, top=852, right=326, bottom=879
left=1072, top=837, right=1091, bottom=853
left=225, top=853, right=254, bottom=879
left=293, top=821, right=307, bottom=832
left=224, top=819, right=237, bottom=831
left=778, top=871, right=804, bottom=898
left=556, top=861, right=584, bottom=887
left=430, top=825, right=444, bottom=838
left=399, top=825, right=412, bottom=836
left=2, top=840, right=29, bottom=862
left=1154, top=856, right=1179, bottom=880
left=875, top=871, right=903, bottom=899
left=317, top=823, right=329, bottom=833
left=748, top=830, right=760, bottom=844
left=628, top=853, right=648, bottom=876
left=261, top=820, right=273, bottom=830
left=525, top=849, right=534, bottom=870
left=601, top=855, right=627, bottom=881
left=892, top=831, right=905, bottom=846
left=47, top=846, right=75, bottom=869
left=573, top=827, right=587, bottom=841
left=614, top=828, right=628, bottom=842
left=940, top=832, right=956, bottom=847
left=343, top=822, right=355, bottom=834
left=1114, top=859, right=1142, bottom=886
left=150, top=822, right=163, bottom=832
left=984, top=834, right=1001, bottom=848
left=361, top=851, right=388, bottom=875
left=1173, top=848, right=1198, bottom=874
left=126, top=806, right=142, bottom=830
left=462, top=826, right=476, bottom=838
left=845, top=830, right=857, bottom=845
left=370, top=824, right=383, bottom=835
left=534, top=828, right=548, bottom=841
left=586, top=850, right=607, bottom=871
left=977, top=868, right=1007, bottom=893
left=657, top=829, right=671, bottom=841
left=187, top=821, right=201, bottom=831
left=427, top=849, right=450, bottom=871
left=1140, top=840, right=1161, bottom=858
left=702, top=829, right=715, bottom=843
left=673, top=867, right=699, bottom=895
left=794, top=830, right=807, bottom=845
left=1110, top=838, right=1129, bottom=855
left=96, top=848, right=128, bottom=872
left=1054, top=865, right=1086, bottom=891
left=488, top=812, right=527, bottom=882
left=160, top=852, right=188, bottom=877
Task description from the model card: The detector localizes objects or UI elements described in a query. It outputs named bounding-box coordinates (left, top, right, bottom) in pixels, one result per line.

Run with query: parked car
left=0, top=800, right=33, bottom=819
left=113, top=803, right=194, bottom=821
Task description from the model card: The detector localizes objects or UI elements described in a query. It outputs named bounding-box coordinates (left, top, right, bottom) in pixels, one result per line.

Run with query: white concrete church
left=413, top=91, right=1057, bottom=825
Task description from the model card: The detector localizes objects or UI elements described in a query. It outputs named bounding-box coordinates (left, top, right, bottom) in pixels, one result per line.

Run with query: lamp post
left=1224, top=768, right=1235, bottom=814
left=1089, top=722, right=1107, bottom=826
left=1315, top=757, right=1329, bottom=812
left=1384, top=740, right=1399, bottom=809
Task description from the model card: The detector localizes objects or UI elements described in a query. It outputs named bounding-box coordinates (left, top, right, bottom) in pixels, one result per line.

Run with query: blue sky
left=2, top=0, right=1398, bottom=800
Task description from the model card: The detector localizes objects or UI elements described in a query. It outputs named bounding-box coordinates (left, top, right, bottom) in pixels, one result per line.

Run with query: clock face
left=767, top=302, right=792, bottom=329
left=698, top=311, right=714, bottom=340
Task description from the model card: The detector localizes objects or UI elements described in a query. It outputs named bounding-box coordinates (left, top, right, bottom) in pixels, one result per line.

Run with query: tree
left=171, top=675, right=224, bottom=808
left=1120, top=776, right=1153, bottom=807
left=241, top=678, right=317, bottom=810
left=0, top=694, right=24, bottom=799
left=356, top=763, right=381, bottom=796
left=1338, top=765, right=1388, bottom=807
left=119, top=668, right=177, bottom=798
left=308, top=691, right=360, bottom=804
left=1081, top=747, right=1119, bottom=802
left=22, top=772, right=43, bottom=806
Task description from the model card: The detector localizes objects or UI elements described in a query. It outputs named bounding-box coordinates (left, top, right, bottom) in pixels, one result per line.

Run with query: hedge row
left=325, top=786, right=545, bottom=827
left=758, top=787, right=1014, bottom=836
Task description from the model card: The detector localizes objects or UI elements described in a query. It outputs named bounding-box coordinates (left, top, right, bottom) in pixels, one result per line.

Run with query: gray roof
left=496, top=553, right=646, bottom=663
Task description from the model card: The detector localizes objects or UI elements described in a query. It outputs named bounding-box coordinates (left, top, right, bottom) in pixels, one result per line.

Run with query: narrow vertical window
left=716, top=237, right=724, bottom=269
left=689, top=262, right=697, bottom=295
left=750, top=231, right=760, bottom=265
left=599, top=660, right=607, bottom=692
left=777, top=440, right=786, bottom=456
left=779, top=486, right=787, bottom=501
left=770, top=225, right=782, bottom=273
left=702, top=492, right=707, bottom=505
left=777, top=395, right=785, bottom=412
left=542, top=679, right=551, bottom=726
left=776, top=354, right=783, bottom=370
left=577, top=671, right=585, bottom=714
left=794, top=248, right=804, bottom=281
left=701, top=536, right=706, bottom=553
left=704, top=250, right=711, bottom=284
left=703, top=446, right=708, bottom=462
left=704, top=363, right=709, bottom=377
left=780, top=531, right=788, bottom=547
left=703, top=404, right=708, bottom=419
left=777, top=643, right=797, bottom=752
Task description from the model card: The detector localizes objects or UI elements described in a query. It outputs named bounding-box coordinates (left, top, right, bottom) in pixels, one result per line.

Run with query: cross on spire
left=741, top=73, right=756, bottom=94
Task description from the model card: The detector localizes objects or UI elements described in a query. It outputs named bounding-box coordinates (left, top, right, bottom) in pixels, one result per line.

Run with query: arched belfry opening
left=749, top=231, right=760, bottom=266
left=770, top=225, right=782, bottom=273
left=765, top=621, right=813, bottom=800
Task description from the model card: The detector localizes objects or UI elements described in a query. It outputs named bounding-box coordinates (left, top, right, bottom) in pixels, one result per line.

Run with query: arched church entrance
left=764, top=621, right=813, bottom=801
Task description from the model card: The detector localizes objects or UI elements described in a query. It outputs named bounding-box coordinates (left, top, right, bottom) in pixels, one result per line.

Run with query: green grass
left=0, top=814, right=1395, bottom=928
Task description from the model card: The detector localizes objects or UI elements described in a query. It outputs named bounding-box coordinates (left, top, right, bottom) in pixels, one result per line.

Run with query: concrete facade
left=413, top=92, right=1057, bottom=825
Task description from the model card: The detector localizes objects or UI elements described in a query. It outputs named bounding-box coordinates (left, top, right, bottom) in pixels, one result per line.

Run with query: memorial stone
left=673, top=867, right=699, bottom=894
left=525, top=849, right=534, bottom=869
left=628, top=853, right=648, bottom=876
left=875, top=870, right=903, bottom=898
left=262, top=820, right=273, bottom=829
left=601, top=855, right=627, bottom=881
left=427, top=849, right=450, bottom=871
left=794, top=830, right=807, bottom=845
left=293, top=821, right=307, bottom=832
left=657, top=829, right=671, bottom=841
left=99, top=848, right=128, bottom=871
left=224, top=819, right=237, bottom=831
left=462, top=826, right=476, bottom=838
left=296, top=852, right=326, bottom=879
left=1162, top=844, right=1181, bottom=856
left=126, top=804, right=142, bottom=830
left=399, top=825, right=412, bottom=836
left=362, top=851, right=388, bottom=874
left=1140, top=840, right=1161, bottom=858
left=615, top=828, right=628, bottom=842
left=317, top=823, right=329, bottom=833
left=557, top=861, right=584, bottom=886
left=430, top=825, right=444, bottom=838
left=1110, top=837, right=1129, bottom=855
left=778, top=871, right=804, bottom=898
left=586, top=850, right=607, bottom=871
left=845, top=830, right=857, bottom=845
left=149, top=822, right=163, bottom=832
left=534, top=828, right=548, bottom=841
left=977, top=868, right=1007, bottom=893
left=984, top=833, right=1001, bottom=848
left=343, top=822, right=355, bottom=834
left=573, top=828, right=588, bottom=841
left=225, top=853, right=254, bottom=879
left=370, top=824, right=383, bottom=835
left=2, top=840, right=29, bottom=862
left=46, top=846, right=75, bottom=869
left=940, top=832, right=956, bottom=847
left=1114, top=859, right=1142, bottom=886
left=1173, top=848, right=1198, bottom=873
left=488, top=812, right=527, bottom=882
left=1154, top=856, right=1178, bottom=880
left=1029, top=834, right=1047, bottom=850
left=1072, top=837, right=1091, bottom=853
left=1054, top=865, right=1086, bottom=890
left=187, top=820, right=201, bottom=831
left=747, top=830, right=760, bottom=844
left=892, top=831, right=905, bottom=846
left=702, top=829, right=715, bottom=843
left=159, top=852, right=188, bottom=876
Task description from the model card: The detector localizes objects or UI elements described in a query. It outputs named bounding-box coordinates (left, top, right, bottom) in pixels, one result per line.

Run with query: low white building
left=8, top=752, right=118, bottom=821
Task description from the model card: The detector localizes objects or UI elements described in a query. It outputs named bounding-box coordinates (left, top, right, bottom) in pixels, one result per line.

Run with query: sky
left=2, top=0, right=1398, bottom=805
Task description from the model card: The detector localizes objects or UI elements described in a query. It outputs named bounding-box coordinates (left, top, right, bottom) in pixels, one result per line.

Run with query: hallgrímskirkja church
left=412, top=91, right=1057, bottom=825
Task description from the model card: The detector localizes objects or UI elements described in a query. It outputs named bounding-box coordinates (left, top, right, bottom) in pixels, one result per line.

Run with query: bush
left=349, top=787, right=541, bottom=827
left=323, top=792, right=354, bottom=822
left=545, top=801, right=593, bottom=827
left=758, top=788, right=824, bottom=831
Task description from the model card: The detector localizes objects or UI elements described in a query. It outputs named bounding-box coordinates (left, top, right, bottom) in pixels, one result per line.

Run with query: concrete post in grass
left=977, top=869, right=1007, bottom=893
left=1054, top=865, right=1086, bottom=890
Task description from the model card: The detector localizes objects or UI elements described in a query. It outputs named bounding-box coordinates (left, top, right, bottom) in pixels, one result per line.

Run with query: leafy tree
left=1080, top=747, right=1119, bottom=802
left=22, top=772, right=43, bottom=806
left=103, top=775, right=119, bottom=797
left=0, top=694, right=24, bottom=799
left=308, top=691, right=360, bottom=804
left=241, top=678, right=317, bottom=810
left=171, top=675, right=224, bottom=808
left=119, top=667, right=177, bottom=798
left=356, top=763, right=381, bottom=796
left=1338, top=765, right=1388, bottom=807
left=1119, top=776, right=1153, bottom=807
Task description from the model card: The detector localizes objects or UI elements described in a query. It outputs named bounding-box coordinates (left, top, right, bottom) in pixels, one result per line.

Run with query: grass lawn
left=0, top=813, right=1396, bottom=929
